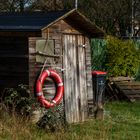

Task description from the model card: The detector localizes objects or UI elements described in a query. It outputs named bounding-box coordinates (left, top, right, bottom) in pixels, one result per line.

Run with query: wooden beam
left=32, top=51, right=62, bottom=58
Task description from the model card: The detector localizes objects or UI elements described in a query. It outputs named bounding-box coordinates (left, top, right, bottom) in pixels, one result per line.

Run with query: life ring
left=36, top=69, right=64, bottom=108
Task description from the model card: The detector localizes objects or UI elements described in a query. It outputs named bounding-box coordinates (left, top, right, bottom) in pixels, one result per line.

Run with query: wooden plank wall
left=63, top=35, right=79, bottom=123
left=77, top=35, right=88, bottom=122
left=0, top=36, right=28, bottom=91
left=28, top=37, right=39, bottom=94
left=28, top=20, right=93, bottom=123
left=85, top=38, right=93, bottom=101
left=29, top=23, right=63, bottom=95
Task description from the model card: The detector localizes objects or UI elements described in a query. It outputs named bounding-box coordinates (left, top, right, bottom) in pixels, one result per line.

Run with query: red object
left=36, top=69, right=64, bottom=109
left=92, top=71, right=107, bottom=76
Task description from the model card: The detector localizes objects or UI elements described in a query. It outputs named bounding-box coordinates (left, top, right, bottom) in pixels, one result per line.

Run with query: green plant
left=37, top=103, right=68, bottom=132
left=0, top=84, right=68, bottom=133
left=1, top=84, right=39, bottom=116
left=0, top=102, right=140, bottom=140
left=91, top=39, right=107, bottom=71
left=105, top=36, right=140, bottom=77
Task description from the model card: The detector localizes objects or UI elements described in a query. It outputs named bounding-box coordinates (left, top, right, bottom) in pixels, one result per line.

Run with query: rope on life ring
left=36, top=69, right=64, bottom=108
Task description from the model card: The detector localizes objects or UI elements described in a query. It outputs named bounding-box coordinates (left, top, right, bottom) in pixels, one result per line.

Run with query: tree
left=76, top=0, right=127, bottom=36
left=105, top=36, right=140, bottom=76
left=62, top=0, right=140, bottom=37
left=0, top=0, right=34, bottom=12
left=133, top=0, right=140, bottom=36
left=78, top=0, right=140, bottom=37
left=30, top=0, right=64, bottom=11
left=0, top=0, right=139, bottom=37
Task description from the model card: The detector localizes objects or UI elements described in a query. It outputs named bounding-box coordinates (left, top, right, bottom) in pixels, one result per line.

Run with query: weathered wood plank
left=119, top=85, right=140, bottom=90
left=116, top=81, right=140, bottom=86
left=109, top=77, right=134, bottom=82
left=113, top=80, right=140, bottom=101
left=85, top=37, right=93, bottom=101
left=63, top=34, right=81, bottom=123
left=78, top=35, right=88, bottom=121
left=27, top=19, right=93, bottom=123
left=33, top=51, right=62, bottom=58
left=122, top=90, right=140, bottom=95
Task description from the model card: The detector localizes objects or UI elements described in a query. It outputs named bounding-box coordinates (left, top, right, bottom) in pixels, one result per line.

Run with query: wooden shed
left=0, top=9, right=104, bottom=123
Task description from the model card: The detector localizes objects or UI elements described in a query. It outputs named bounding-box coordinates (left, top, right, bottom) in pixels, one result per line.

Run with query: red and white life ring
left=36, top=69, right=64, bottom=108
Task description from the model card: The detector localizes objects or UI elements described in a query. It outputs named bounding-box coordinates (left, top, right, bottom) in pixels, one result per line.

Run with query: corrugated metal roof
left=0, top=11, right=68, bottom=31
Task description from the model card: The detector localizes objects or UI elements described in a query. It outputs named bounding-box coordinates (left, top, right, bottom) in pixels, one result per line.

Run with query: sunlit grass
left=0, top=102, right=140, bottom=140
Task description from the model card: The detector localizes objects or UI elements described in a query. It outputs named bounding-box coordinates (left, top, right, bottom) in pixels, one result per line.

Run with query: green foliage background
left=91, top=39, right=107, bottom=71
left=91, top=37, right=140, bottom=78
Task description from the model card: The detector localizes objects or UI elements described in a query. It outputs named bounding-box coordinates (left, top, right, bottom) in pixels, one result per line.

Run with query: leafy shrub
left=0, top=85, right=67, bottom=132
left=1, top=85, right=39, bottom=116
left=37, top=103, right=68, bottom=132
left=105, top=36, right=140, bottom=77
left=91, top=39, right=107, bottom=71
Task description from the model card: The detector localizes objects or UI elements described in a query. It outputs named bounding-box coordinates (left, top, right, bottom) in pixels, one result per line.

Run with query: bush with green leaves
left=37, top=103, right=67, bottom=132
left=0, top=85, right=67, bottom=132
left=1, top=85, right=39, bottom=116
left=91, top=39, right=107, bottom=71
left=105, top=37, right=140, bottom=77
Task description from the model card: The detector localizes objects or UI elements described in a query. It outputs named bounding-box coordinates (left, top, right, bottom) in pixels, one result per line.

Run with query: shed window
left=36, top=39, right=54, bottom=63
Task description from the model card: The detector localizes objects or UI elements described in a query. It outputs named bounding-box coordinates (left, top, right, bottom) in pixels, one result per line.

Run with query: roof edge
left=41, top=8, right=105, bottom=36
left=41, top=9, right=77, bottom=31
left=75, top=10, right=105, bottom=35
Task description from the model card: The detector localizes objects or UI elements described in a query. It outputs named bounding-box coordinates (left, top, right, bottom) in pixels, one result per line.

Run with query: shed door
left=63, top=34, right=87, bottom=123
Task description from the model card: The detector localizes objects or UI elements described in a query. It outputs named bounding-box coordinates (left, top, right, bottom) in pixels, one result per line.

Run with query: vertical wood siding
left=29, top=37, right=39, bottom=94
left=85, top=38, right=93, bottom=100
left=28, top=20, right=93, bottom=123
left=63, top=35, right=80, bottom=123
left=77, top=35, right=88, bottom=121
left=63, top=34, right=90, bottom=123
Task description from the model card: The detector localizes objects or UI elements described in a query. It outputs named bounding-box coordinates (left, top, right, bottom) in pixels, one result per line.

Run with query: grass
left=0, top=102, right=140, bottom=140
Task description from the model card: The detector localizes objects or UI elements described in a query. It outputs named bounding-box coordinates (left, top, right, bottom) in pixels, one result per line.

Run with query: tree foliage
left=30, top=0, right=64, bottom=11
left=0, top=0, right=140, bottom=37
left=0, top=0, right=34, bottom=12
left=91, top=39, right=107, bottom=71
left=105, top=36, right=140, bottom=77
left=77, top=0, right=140, bottom=37
left=58, top=0, right=140, bottom=37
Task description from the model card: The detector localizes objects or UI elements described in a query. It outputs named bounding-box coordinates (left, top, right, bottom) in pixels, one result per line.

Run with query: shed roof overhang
left=42, top=9, right=105, bottom=38
left=0, top=9, right=105, bottom=38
